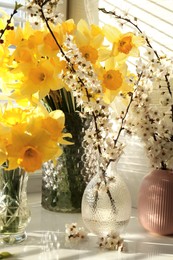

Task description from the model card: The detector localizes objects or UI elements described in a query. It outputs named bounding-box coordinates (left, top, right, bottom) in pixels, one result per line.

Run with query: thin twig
left=0, top=2, right=22, bottom=40
left=40, top=8, right=103, bottom=155
left=99, top=8, right=160, bottom=59
left=39, top=5, right=119, bottom=211
left=114, top=74, right=143, bottom=147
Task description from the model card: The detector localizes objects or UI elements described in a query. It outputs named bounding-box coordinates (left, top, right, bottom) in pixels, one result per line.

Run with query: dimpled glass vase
left=81, top=163, right=131, bottom=236
left=42, top=112, right=90, bottom=212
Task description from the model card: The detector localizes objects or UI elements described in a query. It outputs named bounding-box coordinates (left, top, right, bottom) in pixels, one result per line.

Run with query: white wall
left=67, top=0, right=99, bottom=24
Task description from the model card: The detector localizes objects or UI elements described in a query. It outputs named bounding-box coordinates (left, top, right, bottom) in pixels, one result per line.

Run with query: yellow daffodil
left=42, top=110, right=72, bottom=144
left=41, top=20, right=75, bottom=57
left=101, top=24, right=144, bottom=61
left=0, top=121, right=11, bottom=166
left=0, top=102, right=71, bottom=172
left=15, top=59, right=65, bottom=100
left=0, top=44, right=9, bottom=67
left=44, top=31, right=61, bottom=52
left=0, top=45, right=16, bottom=89
left=7, top=27, right=45, bottom=63
left=11, top=42, right=36, bottom=64
left=5, top=22, right=35, bottom=47
left=79, top=45, right=98, bottom=64
left=1, top=107, right=29, bottom=126
left=75, top=19, right=104, bottom=64
left=6, top=126, right=60, bottom=172
left=62, top=19, right=76, bottom=34
left=97, top=58, right=133, bottom=103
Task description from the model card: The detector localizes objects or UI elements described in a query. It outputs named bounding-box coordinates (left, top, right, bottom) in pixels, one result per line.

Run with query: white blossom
left=65, top=223, right=88, bottom=244
left=98, top=232, right=124, bottom=251
left=127, top=54, right=173, bottom=170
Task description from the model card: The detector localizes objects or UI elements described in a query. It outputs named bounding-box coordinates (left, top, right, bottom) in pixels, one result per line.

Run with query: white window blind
left=99, top=0, right=173, bottom=55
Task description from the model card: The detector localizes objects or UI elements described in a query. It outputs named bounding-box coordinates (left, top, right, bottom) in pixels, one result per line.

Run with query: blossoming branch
left=99, top=8, right=173, bottom=170
left=0, top=3, right=72, bottom=173
left=23, top=0, right=143, bottom=178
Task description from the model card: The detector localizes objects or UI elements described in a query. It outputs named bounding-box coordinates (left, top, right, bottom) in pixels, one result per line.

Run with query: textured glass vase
left=81, top=163, right=131, bottom=236
left=41, top=112, right=90, bottom=213
left=0, top=167, right=31, bottom=244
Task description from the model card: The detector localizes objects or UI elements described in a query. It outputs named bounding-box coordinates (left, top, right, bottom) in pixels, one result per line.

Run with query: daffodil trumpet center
left=18, top=146, right=42, bottom=172
left=118, top=36, right=133, bottom=54
left=80, top=45, right=98, bottom=64
left=103, top=70, right=123, bottom=90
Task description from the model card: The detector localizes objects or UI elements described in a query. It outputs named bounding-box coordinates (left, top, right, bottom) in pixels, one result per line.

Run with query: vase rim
left=151, top=168, right=173, bottom=174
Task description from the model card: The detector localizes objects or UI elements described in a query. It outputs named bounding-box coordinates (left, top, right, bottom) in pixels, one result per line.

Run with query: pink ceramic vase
left=138, top=168, right=173, bottom=235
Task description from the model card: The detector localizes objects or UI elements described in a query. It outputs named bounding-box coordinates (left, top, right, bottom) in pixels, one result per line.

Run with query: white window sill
left=27, top=171, right=42, bottom=193
left=4, top=193, right=173, bottom=260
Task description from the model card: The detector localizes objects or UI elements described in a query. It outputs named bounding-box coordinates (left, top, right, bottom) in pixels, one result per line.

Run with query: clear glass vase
left=0, top=167, right=31, bottom=244
left=81, top=162, right=131, bottom=236
left=41, top=112, right=90, bottom=212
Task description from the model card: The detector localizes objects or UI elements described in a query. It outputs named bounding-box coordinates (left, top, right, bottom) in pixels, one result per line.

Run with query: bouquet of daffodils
left=0, top=100, right=71, bottom=172
left=0, top=3, right=72, bottom=173
left=0, top=1, right=144, bottom=180
left=26, top=0, right=143, bottom=180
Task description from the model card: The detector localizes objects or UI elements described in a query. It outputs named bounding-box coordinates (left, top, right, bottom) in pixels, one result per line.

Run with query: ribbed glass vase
left=0, top=167, right=31, bottom=244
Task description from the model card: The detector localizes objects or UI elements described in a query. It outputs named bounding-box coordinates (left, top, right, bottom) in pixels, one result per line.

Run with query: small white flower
left=65, top=223, right=78, bottom=236
left=65, top=223, right=88, bottom=244
left=98, top=232, right=124, bottom=251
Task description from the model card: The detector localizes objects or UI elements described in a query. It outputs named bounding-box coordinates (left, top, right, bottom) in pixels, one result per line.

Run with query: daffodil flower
left=101, top=24, right=144, bottom=61
left=97, top=58, right=133, bottom=103
left=0, top=102, right=71, bottom=172
left=75, top=19, right=104, bottom=64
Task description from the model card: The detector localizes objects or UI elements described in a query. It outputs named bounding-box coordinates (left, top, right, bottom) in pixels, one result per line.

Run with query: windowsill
left=27, top=172, right=42, bottom=193
left=3, top=193, right=173, bottom=259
